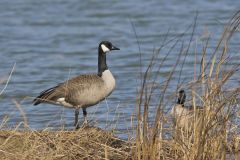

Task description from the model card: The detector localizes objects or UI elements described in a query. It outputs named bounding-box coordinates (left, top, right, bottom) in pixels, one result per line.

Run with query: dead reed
left=133, top=11, right=240, bottom=160
left=0, top=127, right=131, bottom=160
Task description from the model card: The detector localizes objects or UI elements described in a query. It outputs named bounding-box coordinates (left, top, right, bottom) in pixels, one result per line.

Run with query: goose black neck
left=98, top=48, right=108, bottom=76
left=177, top=94, right=185, bottom=106
left=177, top=98, right=184, bottom=105
left=177, top=90, right=186, bottom=105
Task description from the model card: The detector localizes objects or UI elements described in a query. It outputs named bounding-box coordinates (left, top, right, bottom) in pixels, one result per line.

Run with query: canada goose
left=33, top=41, right=120, bottom=129
left=171, top=90, right=203, bottom=129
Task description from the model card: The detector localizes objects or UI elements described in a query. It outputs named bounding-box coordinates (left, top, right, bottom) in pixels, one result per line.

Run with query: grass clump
left=0, top=127, right=131, bottom=160
left=133, top=11, right=240, bottom=160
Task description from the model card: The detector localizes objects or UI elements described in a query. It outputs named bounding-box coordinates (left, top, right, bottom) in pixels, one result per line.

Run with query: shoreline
left=0, top=126, right=239, bottom=159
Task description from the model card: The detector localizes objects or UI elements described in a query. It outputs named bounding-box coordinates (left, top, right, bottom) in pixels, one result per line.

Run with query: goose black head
left=177, top=89, right=186, bottom=105
left=99, top=41, right=120, bottom=53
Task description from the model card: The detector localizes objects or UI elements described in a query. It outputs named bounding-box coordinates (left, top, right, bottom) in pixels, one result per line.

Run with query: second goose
left=171, top=89, right=203, bottom=129
left=33, top=41, right=120, bottom=129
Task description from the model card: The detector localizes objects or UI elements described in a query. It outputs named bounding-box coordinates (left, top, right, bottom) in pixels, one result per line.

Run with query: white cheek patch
left=101, top=44, right=110, bottom=53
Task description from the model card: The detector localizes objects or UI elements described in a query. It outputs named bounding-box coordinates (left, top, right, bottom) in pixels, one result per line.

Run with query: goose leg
left=82, top=108, right=88, bottom=125
left=75, top=108, right=80, bottom=129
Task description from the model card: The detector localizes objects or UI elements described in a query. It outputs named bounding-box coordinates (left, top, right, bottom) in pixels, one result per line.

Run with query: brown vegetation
left=0, top=127, right=131, bottom=160
left=133, top=11, right=240, bottom=160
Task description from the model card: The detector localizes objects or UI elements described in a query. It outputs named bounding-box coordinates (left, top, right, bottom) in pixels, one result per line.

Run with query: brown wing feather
left=33, top=83, right=65, bottom=105
left=33, top=74, right=103, bottom=106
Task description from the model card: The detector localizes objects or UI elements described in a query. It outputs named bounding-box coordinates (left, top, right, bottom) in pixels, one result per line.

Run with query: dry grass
left=0, top=12, right=240, bottom=160
left=0, top=127, right=131, bottom=160
left=133, top=11, right=240, bottom=160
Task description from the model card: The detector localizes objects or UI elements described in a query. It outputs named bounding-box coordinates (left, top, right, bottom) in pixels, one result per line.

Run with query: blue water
left=0, top=0, right=239, bottom=137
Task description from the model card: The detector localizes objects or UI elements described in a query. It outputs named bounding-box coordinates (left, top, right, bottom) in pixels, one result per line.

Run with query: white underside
left=56, top=97, right=74, bottom=108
